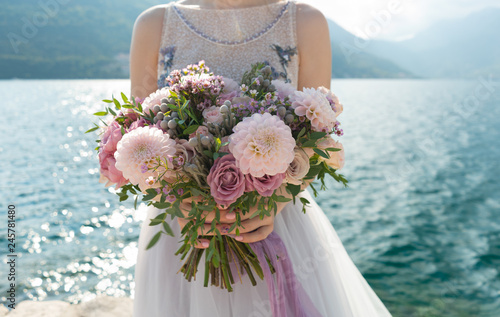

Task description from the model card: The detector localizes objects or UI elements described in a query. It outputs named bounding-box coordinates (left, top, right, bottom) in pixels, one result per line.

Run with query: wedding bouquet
left=89, top=61, right=347, bottom=293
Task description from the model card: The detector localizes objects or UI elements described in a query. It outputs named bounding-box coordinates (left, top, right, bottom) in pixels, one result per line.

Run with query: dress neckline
left=171, top=1, right=291, bottom=46
left=172, top=0, right=289, bottom=11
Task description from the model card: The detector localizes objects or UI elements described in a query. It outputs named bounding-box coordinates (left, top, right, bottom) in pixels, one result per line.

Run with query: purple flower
left=166, top=195, right=176, bottom=203
left=245, top=173, right=286, bottom=197
left=177, top=188, right=184, bottom=196
left=207, top=154, right=246, bottom=207
left=141, top=164, right=148, bottom=173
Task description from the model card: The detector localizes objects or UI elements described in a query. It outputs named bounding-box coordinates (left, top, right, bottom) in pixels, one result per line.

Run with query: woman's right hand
left=177, top=197, right=251, bottom=249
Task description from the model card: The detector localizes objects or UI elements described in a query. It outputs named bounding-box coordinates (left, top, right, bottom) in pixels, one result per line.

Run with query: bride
left=130, top=0, right=392, bottom=316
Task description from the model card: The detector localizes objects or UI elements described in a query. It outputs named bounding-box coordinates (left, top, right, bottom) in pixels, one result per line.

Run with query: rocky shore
left=0, top=296, right=133, bottom=317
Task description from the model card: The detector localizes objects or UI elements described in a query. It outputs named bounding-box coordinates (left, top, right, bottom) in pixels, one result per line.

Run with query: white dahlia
left=115, top=127, right=176, bottom=192
left=229, top=113, right=296, bottom=177
left=290, top=88, right=337, bottom=132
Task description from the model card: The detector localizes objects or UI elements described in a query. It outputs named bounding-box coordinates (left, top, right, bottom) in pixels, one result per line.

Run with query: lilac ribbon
left=250, top=232, right=323, bottom=317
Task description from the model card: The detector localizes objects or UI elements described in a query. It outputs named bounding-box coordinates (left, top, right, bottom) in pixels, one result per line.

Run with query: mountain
left=327, top=19, right=414, bottom=78
left=368, top=8, right=500, bottom=78
left=0, top=0, right=413, bottom=79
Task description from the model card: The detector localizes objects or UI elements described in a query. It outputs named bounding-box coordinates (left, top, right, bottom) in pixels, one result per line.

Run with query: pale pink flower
left=290, top=88, right=337, bottom=132
left=316, top=137, right=345, bottom=170
left=245, top=173, right=286, bottom=197
left=222, top=77, right=240, bottom=94
left=272, top=79, right=296, bottom=100
left=285, top=147, right=310, bottom=185
left=202, top=106, right=224, bottom=124
left=317, top=86, right=343, bottom=118
left=142, top=88, right=172, bottom=113
left=229, top=113, right=295, bottom=177
left=114, top=127, right=176, bottom=192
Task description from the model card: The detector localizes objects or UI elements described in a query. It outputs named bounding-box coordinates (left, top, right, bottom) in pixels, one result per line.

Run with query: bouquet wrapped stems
left=177, top=235, right=272, bottom=292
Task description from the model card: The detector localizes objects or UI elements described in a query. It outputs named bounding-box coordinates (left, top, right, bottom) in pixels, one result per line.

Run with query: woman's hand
left=177, top=197, right=289, bottom=249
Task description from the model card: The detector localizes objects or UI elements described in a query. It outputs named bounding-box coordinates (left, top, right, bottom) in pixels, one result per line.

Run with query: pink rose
left=202, top=106, right=224, bottom=124
left=100, top=121, right=122, bottom=154
left=98, top=150, right=128, bottom=188
left=189, top=125, right=210, bottom=139
left=316, top=137, right=345, bottom=170
left=285, top=148, right=310, bottom=185
left=245, top=173, right=286, bottom=197
left=207, top=154, right=246, bottom=207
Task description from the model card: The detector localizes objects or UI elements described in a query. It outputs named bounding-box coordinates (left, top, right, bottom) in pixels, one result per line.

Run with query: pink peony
left=245, top=173, right=286, bottom=197
left=114, top=127, right=177, bottom=192
left=317, top=86, right=343, bottom=118
left=229, top=113, right=296, bottom=177
left=202, top=106, right=224, bottom=124
left=142, top=88, right=172, bottom=113
left=272, top=79, right=296, bottom=100
left=98, top=152, right=128, bottom=188
left=290, top=88, right=337, bottom=132
left=207, top=154, right=246, bottom=207
left=100, top=121, right=122, bottom=154
left=98, top=121, right=128, bottom=188
left=316, top=137, right=345, bottom=170
left=285, top=147, right=310, bottom=185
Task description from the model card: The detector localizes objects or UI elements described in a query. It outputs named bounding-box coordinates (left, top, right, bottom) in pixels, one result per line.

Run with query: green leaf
left=121, top=92, right=129, bottom=104
left=183, top=125, right=199, bottom=135
left=310, top=132, right=327, bottom=140
left=299, top=197, right=310, bottom=206
left=297, top=127, right=306, bottom=139
left=113, top=98, right=121, bottom=110
left=153, top=202, right=172, bottom=209
left=301, top=140, right=317, bottom=147
left=103, top=99, right=113, bottom=103
left=107, top=107, right=117, bottom=116
left=162, top=222, right=175, bottom=237
left=143, top=188, right=158, bottom=201
left=93, top=111, right=108, bottom=116
left=274, top=196, right=292, bottom=203
left=85, top=126, right=99, bottom=134
left=203, top=150, right=213, bottom=157
left=122, top=104, right=134, bottom=109
left=146, top=232, right=162, bottom=250
left=313, top=148, right=330, bottom=159
left=286, top=184, right=302, bottom=197
left=326, top=147, right=342, bottom=152
left=190, top=188, right=202, bottom=197
left=149, top=219, right=164, bottom=226
left=119, top=194, right=129, bottom=202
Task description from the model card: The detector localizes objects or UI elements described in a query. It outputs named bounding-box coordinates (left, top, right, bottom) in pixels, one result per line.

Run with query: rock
left=6, top=300, right=77, bottom=317
left=0, top=305, right=9, bottom=317
left=4, top=296, right=133, bottom=317
left=76, top=296, right=133, bottom=317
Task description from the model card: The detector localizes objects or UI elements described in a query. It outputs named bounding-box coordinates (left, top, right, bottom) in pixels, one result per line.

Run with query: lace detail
left=157, top=0, right=299, bottom=88
left=172, top=2, right=290, bottom=45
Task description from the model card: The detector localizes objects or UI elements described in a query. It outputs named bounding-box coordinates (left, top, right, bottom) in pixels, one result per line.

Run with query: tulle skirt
left=133, top=190, right=392, bottom=317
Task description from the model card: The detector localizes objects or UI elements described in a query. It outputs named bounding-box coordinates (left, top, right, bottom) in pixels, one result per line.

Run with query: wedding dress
left=133, top=1, right=392, bottom=316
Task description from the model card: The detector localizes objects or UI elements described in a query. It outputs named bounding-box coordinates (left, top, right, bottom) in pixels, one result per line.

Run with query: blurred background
left=1, top=0, right=499, bottom=316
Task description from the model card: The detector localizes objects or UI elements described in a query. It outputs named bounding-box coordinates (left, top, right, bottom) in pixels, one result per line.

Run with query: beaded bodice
left=157, top=0, right=299, bottom=89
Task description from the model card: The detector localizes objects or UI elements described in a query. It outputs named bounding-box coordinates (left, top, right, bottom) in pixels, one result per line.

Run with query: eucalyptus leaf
left=146, top=232, right=162, bottom=250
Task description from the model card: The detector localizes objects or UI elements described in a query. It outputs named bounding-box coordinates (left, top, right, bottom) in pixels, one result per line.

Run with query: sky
left=305, top=0, right=500, bottom=41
